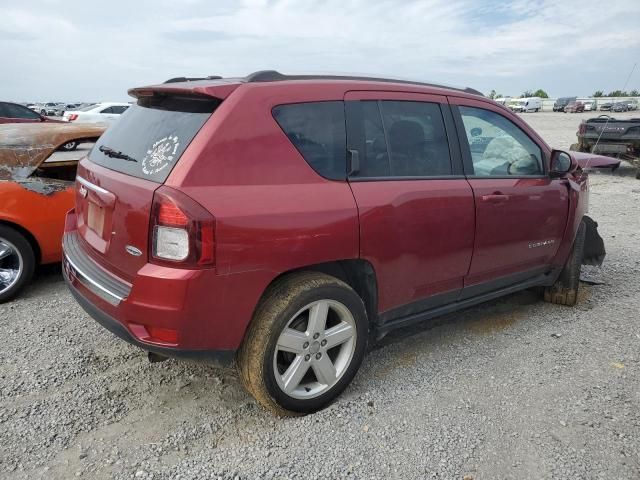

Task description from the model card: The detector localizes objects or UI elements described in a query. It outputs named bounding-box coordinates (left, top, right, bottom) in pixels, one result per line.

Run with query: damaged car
left=572, top=115, right=640, bottom=178
left=62, top=71, right=610, bottom=415
left=0, top=122, right=106, bottom=302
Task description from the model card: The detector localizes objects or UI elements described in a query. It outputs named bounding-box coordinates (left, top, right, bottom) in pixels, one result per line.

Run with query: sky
left=1, top=0, right=639, bottom=102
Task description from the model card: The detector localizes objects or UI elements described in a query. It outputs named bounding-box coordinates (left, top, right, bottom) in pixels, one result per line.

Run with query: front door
left=345, top=91, right=475, bottom=321
left=450, top=98, right=569, bottom=295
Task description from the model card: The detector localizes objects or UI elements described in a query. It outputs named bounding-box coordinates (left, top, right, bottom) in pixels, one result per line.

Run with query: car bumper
left=65, top=279, right=235, bottom=366
left=62, top=210, right=237, bottom=366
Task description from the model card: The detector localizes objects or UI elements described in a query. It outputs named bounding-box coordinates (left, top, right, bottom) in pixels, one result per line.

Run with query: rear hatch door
left=75, top=94, right=221, bottom=281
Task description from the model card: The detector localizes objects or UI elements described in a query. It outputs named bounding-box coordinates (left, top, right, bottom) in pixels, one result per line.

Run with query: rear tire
left=237, top=272, right=368, bottom=416
left=544, top=221, right=586, bottom=306
left=0, top=226, right=36, bottom=303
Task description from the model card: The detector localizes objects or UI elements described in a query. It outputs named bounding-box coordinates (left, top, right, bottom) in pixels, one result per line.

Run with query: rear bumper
left=66, top=278, right=235, bottom=367
left=62, top=209, right=241, bottom=366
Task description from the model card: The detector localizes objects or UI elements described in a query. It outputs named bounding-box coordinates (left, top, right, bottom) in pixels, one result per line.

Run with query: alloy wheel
left=0, top=238, right=24, bottom=296
left=273, top=299, right=357, bottom=399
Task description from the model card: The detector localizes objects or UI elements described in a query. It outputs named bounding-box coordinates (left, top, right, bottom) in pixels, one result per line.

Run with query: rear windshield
left=89, top=95, right=220, bottom=183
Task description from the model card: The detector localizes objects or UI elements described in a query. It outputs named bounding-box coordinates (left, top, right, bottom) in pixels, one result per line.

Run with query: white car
left=63, top=102, right=130, bottom=124
left=583, top=100, right=597, bottom=111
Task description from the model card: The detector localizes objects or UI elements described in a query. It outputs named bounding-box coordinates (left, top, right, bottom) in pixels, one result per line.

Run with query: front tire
left=544, top=221, right=586, bottom=306
left=0, top=226, right=36, bottom=303
left=238, top=272, right=368, bottom=416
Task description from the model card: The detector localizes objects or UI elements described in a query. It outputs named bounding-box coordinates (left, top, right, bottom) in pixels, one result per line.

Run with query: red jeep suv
left=63, top=71, right=606, bottom=415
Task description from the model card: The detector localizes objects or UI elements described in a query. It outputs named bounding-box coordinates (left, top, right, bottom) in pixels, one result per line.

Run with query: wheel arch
left=248, top=259, right=379, bottom=339
left=0, top=220, right=41, bottom=265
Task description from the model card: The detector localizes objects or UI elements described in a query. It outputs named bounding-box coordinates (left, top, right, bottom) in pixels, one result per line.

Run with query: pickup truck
left=573, top=115, right=640, bottom=178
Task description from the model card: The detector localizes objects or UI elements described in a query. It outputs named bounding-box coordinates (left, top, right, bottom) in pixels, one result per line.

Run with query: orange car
left=0, top=122, right=105, bottom=302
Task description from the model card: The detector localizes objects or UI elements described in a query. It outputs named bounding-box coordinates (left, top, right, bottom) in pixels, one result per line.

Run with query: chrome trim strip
left=76, top=175, right=110, bottom=195
left=64, top=253, right=124, bottom=306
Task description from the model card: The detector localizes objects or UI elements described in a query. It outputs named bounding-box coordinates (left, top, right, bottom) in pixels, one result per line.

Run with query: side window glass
left=379, top=101, right=452, bottom=177
left=346, top=101, right=390, bottom=177
left=459, top=106, right=543, bottom=176
left=112, top=105, right=128, bottom=114
left=347, top=100, right=452, bottom=178
left=0, top=103, right=8, bottom=117
left=100, top=107, right=114, bottom=114
left=272, top=101, right=346, bottom=180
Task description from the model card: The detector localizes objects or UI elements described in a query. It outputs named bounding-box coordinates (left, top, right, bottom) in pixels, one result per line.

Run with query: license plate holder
left=87, top=202, right=105, bottom=237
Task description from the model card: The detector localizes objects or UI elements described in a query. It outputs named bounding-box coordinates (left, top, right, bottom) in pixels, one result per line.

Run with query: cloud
left=1, top=0, right=638, bottom=101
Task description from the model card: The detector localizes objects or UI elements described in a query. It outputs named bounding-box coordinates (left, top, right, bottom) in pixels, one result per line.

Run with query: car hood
left=569, top=150, right=621, bottom=169
left=0, top=122, right=106, bottom=179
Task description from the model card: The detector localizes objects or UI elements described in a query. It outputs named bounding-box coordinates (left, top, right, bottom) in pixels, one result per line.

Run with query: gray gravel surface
left=1, top=111, right=639, bottom=479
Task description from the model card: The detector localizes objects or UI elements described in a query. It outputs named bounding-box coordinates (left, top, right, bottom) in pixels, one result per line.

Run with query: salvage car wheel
left=238, top=272, right=368, bottom=416
left=0, top=226, right=36, bottom=303
left=544, top=221, right=586, bottom=306
left=58, top=141, right=78, bottom=151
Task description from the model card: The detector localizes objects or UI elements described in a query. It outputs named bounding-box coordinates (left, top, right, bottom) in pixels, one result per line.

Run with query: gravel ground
left=1, top=111, right=639, bottom=479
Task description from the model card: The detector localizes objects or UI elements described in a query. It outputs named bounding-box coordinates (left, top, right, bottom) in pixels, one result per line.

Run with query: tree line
left=487, top=89, right=549, bottom=99
left=592, top=90, right=639, bottom=97
left=488, top=88, right=639, bottom=99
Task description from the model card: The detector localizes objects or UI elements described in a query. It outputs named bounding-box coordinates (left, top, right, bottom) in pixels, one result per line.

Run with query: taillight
left=68, top=113, right=78, bottom=121
left=149, top=186, right=215, bottom=268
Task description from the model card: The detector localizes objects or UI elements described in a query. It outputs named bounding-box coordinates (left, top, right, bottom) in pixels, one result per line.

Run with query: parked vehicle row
left=3, top=101, right=130, bottom=127
left=555, top=97, right=638, bottom=112
left=23, top=101, right=133, bottom=118
left=553, top=97, right=577, bottom=112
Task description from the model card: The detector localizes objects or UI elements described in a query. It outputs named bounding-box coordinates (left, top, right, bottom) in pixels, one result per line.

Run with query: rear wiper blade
left=98, top=145, right=137, bottom=162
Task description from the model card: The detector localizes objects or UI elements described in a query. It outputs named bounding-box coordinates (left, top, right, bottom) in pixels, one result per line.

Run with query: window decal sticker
left=142, top=135, right=180, bottom=176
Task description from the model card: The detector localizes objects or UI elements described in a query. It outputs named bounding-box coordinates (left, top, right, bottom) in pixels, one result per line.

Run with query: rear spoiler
left=128, top=81, right=241, bottom=101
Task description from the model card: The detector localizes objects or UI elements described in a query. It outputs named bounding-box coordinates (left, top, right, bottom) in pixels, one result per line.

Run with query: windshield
left=88, top=95, right=220, bottom=183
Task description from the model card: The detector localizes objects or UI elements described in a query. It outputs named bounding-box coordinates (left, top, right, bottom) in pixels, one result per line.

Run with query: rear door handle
left=481, top=193, right=511, bottom=203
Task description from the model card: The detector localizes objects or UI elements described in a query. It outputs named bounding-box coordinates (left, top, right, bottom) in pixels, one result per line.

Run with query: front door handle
left=481, top=193, right=511, bottom=203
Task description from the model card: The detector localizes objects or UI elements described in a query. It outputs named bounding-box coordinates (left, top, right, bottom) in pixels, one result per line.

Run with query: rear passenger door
left=344, top=91, right=475, bottom=322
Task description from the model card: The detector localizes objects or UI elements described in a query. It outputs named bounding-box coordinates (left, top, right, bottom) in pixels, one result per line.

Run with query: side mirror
left=549, top=150, right=575, bottom=178
left=470, top=127, right=482, bottom=137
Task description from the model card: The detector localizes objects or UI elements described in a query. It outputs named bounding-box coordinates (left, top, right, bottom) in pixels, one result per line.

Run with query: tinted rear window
left=272, top=101, right=346, bottom=180
left=89, top=95, right=220, bottom=183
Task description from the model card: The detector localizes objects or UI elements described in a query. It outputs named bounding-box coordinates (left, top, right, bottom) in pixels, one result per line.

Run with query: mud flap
left=582, top=216, right=606, bottom=266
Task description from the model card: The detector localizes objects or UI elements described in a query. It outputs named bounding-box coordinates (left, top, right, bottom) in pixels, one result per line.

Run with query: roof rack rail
left=244, top=70, right=484, bottom=96
left=164, top=76, right=223, bottom=84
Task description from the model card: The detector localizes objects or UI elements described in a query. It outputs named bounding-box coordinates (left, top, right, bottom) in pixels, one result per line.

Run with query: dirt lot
left=1, top=110, right=639, bottom=479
